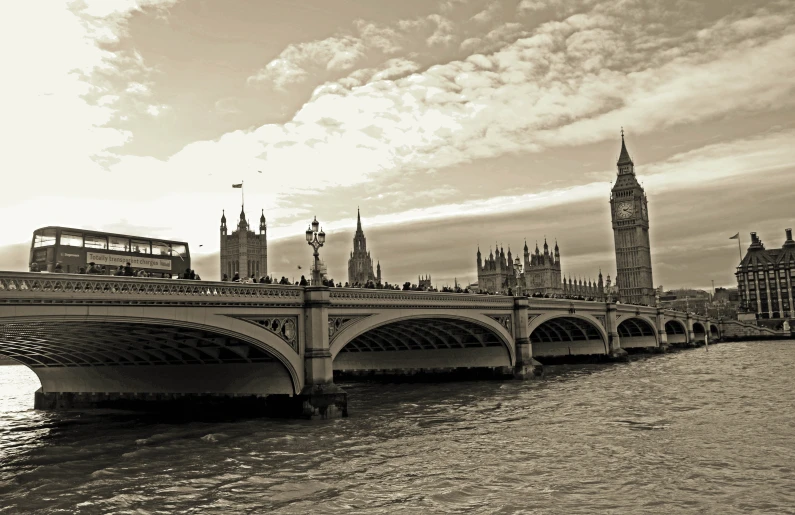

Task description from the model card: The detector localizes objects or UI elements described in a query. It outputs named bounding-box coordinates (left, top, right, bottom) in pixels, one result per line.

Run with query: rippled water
left=2, top=342, right=795, bottom=514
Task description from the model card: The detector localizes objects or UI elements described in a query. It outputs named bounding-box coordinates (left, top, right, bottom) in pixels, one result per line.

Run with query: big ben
left=610, top=131, right=655, bottom=306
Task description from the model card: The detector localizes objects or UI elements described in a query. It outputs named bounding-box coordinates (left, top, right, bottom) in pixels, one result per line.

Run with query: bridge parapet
left=0, top=272, right=304, bottom=306
left=329, top=288, right=515, bottom=309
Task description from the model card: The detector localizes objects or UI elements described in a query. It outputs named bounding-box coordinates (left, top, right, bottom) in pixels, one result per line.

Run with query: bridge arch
left=664, top=319, right=688, bottom=345
left=527, top=313, right=608, bottom=358
left=709, top=323, right=720, bottom=339
left=692, top=321, right=707, bottom=343
left=617, top=316, right=659, bottom=349
left=0, top=312, right=302, bottom=396
left=329, top=312, right=515, bottom=372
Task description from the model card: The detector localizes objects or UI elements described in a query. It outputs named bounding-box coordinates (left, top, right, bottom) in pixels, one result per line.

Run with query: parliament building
left=347, top=209, right=382, bottom=286
left=220, top=206, right=267, bottom=280
left=476, top=240, right=605, bottom=298
left=474, top=133, right=655, bottom=304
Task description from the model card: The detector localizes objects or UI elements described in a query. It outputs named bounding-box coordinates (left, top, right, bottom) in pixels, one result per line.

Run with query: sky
left=1, top=0, right=794, bottom=289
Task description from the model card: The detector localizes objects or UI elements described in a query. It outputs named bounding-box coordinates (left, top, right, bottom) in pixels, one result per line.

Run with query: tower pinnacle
left=617, top=129, right=634, bottom=167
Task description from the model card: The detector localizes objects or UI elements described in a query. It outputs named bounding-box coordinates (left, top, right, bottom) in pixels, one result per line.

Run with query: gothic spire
left=356, top=207, right=362, bottom=232
left=617, top=128, right=634, bottom=166
left=221, top=209, right=226, bottom=223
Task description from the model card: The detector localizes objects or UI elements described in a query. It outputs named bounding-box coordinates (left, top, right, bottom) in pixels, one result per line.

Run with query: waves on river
left=1, top=342, right=794, bottom=514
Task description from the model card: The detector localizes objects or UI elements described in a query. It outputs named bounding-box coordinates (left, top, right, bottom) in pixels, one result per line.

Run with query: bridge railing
left=0, top=271, right=304, bottom=304
left=328, top=288, right=516, bottom=309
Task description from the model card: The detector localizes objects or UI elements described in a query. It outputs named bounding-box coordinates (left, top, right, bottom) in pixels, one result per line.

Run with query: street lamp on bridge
left=305, top=216, right=326, bottom=286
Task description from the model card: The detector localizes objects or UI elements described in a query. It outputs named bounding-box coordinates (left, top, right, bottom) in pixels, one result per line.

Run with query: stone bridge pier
left=299, top=287, right=347, bottom=418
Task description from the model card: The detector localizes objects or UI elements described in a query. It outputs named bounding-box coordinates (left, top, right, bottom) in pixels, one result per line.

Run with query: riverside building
left=736, top=229, right=795, bottom=320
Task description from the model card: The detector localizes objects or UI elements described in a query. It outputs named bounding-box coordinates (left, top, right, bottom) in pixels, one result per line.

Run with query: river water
left=1, top=342, right=794, bottom=514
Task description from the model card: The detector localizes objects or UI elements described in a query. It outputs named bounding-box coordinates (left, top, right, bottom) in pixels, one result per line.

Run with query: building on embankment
left=736, top=228, right=795, bottom=324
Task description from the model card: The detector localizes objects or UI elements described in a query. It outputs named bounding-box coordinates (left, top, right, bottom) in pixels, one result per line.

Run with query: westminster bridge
left=0, top=272, right=721, bottom=418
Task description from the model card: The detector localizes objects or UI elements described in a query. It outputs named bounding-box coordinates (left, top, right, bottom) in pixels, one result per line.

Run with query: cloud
left=3, top=0, right=794, bottom=293
left=247, top=35, right=366, bottom=89
left=426, top=14, right=456, bottom=46
left=247, top=11, right=464, bottom=89
left=470, top=0, right=502, bottom=24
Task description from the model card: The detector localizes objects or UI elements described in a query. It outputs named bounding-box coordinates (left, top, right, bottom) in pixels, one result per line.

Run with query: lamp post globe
left=306, top=217, right=325, bottom=286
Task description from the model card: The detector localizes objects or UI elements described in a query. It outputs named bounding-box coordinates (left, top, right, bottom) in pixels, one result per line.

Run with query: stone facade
left=347, top=209, right=381, bottom=286
left=220, top=207, right=267, bottom=280
left=736, top=229, right=795, bottom=319
left=610, top=133, right=655, bottom=306
left=476, top=240, right=605, bottom=298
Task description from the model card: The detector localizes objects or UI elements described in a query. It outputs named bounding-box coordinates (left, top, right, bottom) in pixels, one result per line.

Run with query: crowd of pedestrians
left=27, top=262, right=661, bottom=306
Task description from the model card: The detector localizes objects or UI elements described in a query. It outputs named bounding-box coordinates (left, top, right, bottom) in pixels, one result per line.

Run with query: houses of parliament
left=476, top=133, right=656, bottom=305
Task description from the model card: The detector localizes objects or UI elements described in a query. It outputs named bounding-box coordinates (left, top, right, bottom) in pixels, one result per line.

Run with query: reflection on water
left=2, top=342, right=795, bottom=514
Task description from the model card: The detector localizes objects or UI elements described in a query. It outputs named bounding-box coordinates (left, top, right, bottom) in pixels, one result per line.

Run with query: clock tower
left=610, top=131, right=655, bottom=306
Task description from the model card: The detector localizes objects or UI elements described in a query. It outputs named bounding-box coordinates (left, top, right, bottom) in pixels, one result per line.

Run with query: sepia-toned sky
left=1, top=0, right=794, bottom=289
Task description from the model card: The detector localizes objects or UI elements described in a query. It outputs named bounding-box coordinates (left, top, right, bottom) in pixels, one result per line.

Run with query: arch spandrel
left=328, top=312, right=515, bottom=366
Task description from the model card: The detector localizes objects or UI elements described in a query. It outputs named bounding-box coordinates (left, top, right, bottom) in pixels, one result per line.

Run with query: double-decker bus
left=30, top=226, right=191, bottom=277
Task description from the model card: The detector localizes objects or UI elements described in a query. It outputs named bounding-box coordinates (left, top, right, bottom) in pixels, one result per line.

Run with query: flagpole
left=737, top=234, right=742, bottom=263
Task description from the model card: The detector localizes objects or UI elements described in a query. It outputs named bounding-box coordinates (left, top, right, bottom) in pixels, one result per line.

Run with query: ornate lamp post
left=514, top=257, right=523, bottom=296
left=305, top=216, right=326, bottom=286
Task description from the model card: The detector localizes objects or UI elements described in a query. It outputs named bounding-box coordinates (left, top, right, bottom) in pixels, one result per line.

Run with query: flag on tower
left=232, top=183, right=242, bottom=188
left=729, top=233, right=739, bottom=240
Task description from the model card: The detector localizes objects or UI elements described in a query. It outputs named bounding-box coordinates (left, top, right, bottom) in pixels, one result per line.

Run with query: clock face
left=616, top=201, right=634, bottom=219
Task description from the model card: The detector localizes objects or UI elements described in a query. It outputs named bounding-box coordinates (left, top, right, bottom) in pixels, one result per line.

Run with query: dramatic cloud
left=1, top=0, right=793, bottom=292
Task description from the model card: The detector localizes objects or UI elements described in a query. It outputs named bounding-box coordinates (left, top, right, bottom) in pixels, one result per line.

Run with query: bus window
left=60, top=231, right=83, bottom=247
left=153, top=242, right=170, bottom=256
left=33, top=229, right=56, bottom=247
left=131, top=240, right=151, bottom=254
left=84, top=235, right=108, bottom=249
left=171, top=244, right=187, bottom=258
left=109, top=236, right=129, bottom=252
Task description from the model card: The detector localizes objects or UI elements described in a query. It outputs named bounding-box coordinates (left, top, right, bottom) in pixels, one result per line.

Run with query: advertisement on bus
left=86, top=252, right=172, bottom=271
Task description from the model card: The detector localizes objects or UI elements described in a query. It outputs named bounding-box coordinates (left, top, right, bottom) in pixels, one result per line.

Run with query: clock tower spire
left=610, top=130, right=654, bottom=306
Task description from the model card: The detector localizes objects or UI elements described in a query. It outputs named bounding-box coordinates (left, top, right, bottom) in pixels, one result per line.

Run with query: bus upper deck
left=30, top=226, right=191, bottom=277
